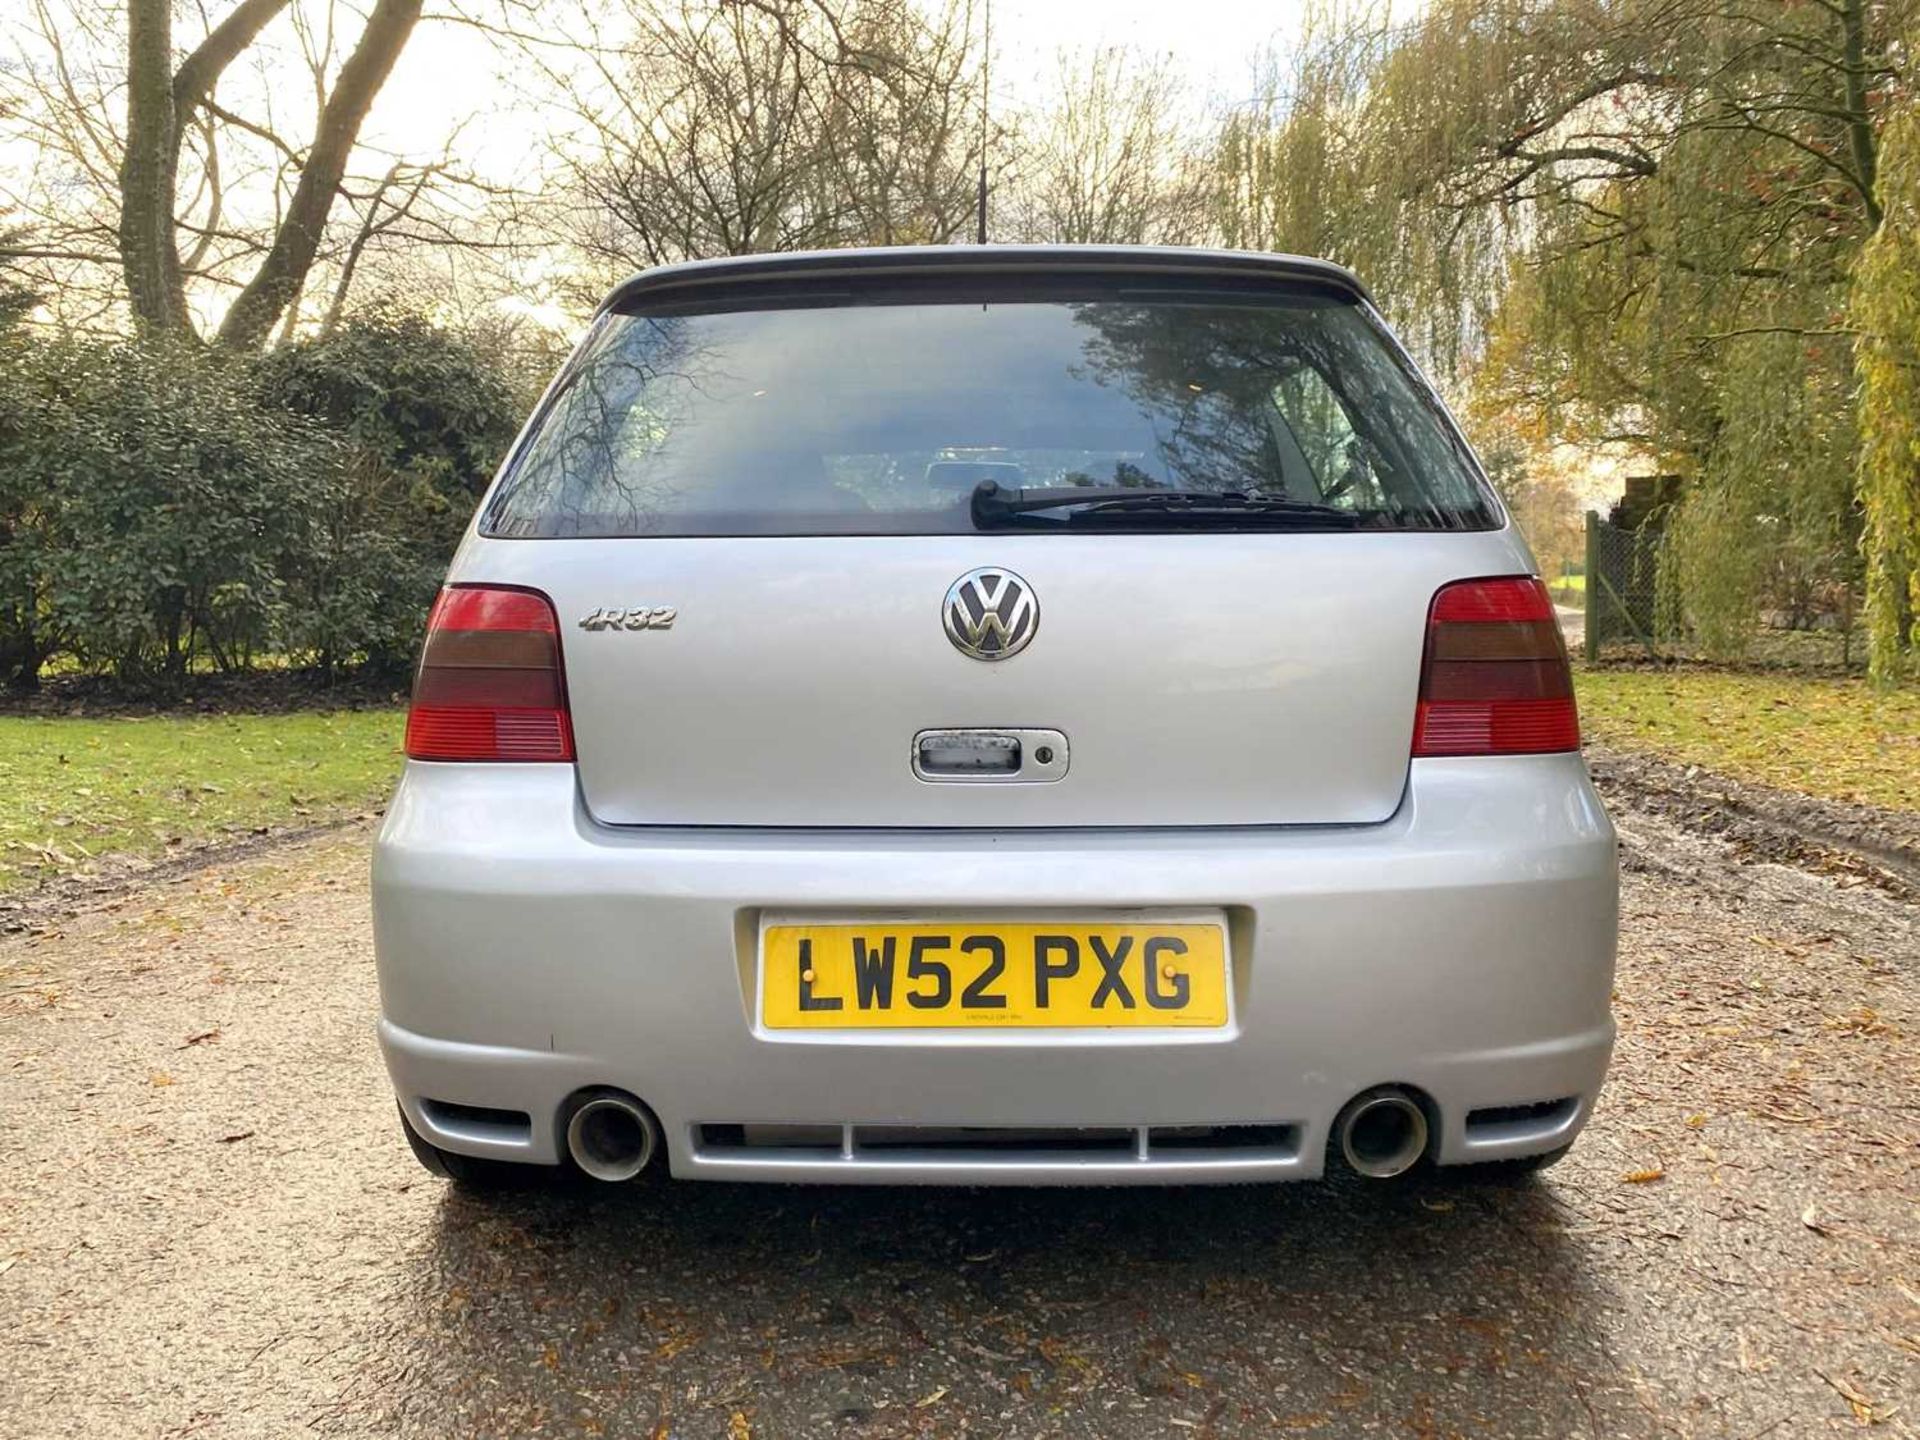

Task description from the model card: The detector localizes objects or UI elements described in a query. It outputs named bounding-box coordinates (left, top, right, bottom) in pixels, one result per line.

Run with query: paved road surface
left=1556, top=604, right=1585, bottom=651
left=2, top=797, right=1913, bottom=1438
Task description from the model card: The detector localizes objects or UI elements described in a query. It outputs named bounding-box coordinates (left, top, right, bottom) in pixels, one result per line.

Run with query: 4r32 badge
left=578, top=606, right=677, bottom=632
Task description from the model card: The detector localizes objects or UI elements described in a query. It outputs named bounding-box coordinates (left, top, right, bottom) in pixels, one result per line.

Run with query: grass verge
left=1548, top=573, right=1587, bottom=605
left=3, top=671, right=1912, bottom=897
left=0, top=710, right=402, bottom=897
left=1576, top=668, right=1920, bottom=812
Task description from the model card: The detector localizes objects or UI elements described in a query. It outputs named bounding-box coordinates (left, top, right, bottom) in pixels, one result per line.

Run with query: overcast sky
left=355, top=1, right=1308, bottom=186
left=0, top=0, right=1315, bottom=333
left=989, top=0, right=1302, bottom=102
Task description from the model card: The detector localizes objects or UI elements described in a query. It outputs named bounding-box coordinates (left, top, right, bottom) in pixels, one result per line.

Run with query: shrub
left=0, top=313, right=531, bottom=688
left=1854, top=95, right=1920, bottom=685
left=0, top=334, right=58, bottom=689
left=254, top=312, right=522, bottom=671
left=0, top=335, right=340, bottom=685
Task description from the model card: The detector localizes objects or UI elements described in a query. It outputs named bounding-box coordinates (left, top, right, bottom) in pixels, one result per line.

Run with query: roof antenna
left=976, top=0, right=990, bottom=244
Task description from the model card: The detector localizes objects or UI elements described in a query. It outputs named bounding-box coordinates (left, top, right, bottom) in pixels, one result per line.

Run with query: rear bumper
left=372, top=754, right=1617, bottom=1184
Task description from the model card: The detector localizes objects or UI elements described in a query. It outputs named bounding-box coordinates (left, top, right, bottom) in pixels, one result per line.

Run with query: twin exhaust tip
left=564, top=1091, right=660, bottom=1182
left=1335, top=1086, right=1431, bottom=1180
left=565, top=1084, right=1432, bottom=1182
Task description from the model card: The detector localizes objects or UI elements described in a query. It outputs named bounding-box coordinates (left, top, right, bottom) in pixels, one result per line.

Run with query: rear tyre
left=397, top=1103, right=548, bottom=1191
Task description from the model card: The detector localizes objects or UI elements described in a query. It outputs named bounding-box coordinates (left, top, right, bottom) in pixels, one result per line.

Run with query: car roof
left=598, top=244, right=1375, bottom=314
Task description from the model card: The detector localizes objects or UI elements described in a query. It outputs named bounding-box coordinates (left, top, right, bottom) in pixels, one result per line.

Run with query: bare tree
left=813, top=0, right=984, bottom=245
left=118, top=0, right=292, bottom=334
left=212, top=0, right=423, bottom=347
left=2, top=0, right=482, bottom=346
left=1005, top=47, right=1207, bottom=246
left=546, top=0, right=985, bottom=293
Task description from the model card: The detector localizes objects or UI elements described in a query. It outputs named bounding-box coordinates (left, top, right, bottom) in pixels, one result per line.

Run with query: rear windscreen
left=481, top=283, right=1499, bottom=537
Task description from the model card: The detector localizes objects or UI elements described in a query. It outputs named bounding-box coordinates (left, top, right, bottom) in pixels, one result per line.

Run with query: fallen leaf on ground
left=180, top=1029, right=221, bottom=1048
left=1826, top=1006, right=1895, bottom=1038
left=1736, top=1330, right=1772, bottom=1374
left=915, top=1387, right=948, bottom=1408
left=1622, top=1166, right=1665, bottom=1184
left=149, top=1072, right=174, bottom=1087
left=1817, top=1370, right=1876, bottom=1424
left=1801, top=1203, right=1834, bottom=1237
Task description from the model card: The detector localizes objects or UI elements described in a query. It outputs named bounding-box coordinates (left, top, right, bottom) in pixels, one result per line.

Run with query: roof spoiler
left=596, top=245, right=1375, bottom=316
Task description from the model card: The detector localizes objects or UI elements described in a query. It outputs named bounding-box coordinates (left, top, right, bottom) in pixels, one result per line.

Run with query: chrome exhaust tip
left=564, top=1092, right=659, bottom=1182
left=1336, top=1087, right=1430, bottom=1180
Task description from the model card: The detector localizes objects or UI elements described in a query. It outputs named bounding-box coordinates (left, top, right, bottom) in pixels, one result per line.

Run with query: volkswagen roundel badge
left=943, top=567, right=1038, bottom=661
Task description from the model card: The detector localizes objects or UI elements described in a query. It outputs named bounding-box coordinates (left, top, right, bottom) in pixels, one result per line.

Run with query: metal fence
left=1582, top=510, right=1664, bottom=661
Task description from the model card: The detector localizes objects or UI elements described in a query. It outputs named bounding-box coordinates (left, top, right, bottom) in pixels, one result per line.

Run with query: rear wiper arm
left=971, top=481, right=1361, bottom=527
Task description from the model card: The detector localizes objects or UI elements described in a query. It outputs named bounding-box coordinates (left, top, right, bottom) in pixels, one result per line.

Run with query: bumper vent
left=694, top=1122, right=1301, bottom=1166
left=419, top=1098, right=533, bottom=1145
left=1463, top=1097, right=1578, bottom=1143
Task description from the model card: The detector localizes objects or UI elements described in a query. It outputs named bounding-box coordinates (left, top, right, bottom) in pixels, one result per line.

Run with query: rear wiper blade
left=970, top=481, right=1362, bottom=527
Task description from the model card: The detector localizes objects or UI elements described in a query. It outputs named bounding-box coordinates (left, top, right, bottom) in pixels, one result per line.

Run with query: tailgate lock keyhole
left=912, top=729, right=1069, bottom=783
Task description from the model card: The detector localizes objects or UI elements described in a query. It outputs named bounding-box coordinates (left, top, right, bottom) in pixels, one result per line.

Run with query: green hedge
left=0, top=315, right=522, bottom=689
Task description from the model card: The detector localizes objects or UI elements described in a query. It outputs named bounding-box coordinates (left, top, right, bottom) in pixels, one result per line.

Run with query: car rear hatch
left=466, top=250, right=1530, bottom=829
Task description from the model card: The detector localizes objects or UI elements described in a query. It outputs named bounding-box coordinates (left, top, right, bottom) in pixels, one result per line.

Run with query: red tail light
left=1412, top=576, right=1579, bottom=757
left=404, top=586, right=574, bottom=762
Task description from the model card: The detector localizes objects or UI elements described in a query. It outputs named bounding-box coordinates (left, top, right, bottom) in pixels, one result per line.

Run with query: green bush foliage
left=253, top=312, right=522, bottom=671
left=1854, top=87, right=1920, bottom=685
left=1215, top=0, right=1906, bottom=670
left=0, top=334, right=339, bottom=684
left=0, top=314, right=523, bottom=689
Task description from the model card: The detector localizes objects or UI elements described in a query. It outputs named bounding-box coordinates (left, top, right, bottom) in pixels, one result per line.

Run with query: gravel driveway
left=2, top=790, right=1914, bottom=1439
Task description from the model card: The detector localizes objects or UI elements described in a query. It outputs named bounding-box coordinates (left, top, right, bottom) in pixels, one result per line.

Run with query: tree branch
left=197, top=99, right=305, bottom=166
left=216, top=0, right=425, bottom=348
left=171, top=0, right=293, bottom=129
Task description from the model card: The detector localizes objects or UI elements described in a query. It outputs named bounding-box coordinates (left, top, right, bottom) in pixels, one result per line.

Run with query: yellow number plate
left=760, top=917, right=1230, bottom=1030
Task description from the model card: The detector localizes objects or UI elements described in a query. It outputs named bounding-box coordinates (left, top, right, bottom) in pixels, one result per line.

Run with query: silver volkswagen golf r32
left=374, top=246, right=1618, bottom=1189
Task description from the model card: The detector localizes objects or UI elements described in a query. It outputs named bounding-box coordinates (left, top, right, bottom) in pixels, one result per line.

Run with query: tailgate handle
left=913, top=729, right=1069, bottom=783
